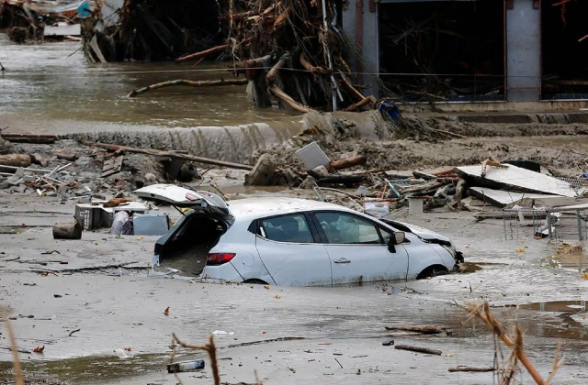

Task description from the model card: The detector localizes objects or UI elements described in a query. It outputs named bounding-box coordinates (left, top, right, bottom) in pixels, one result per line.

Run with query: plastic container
left=408, top=197, right=424, bottom=215
left=167, top=359, right=205, bottom=373
left=363, top=202, right=390, bottom=218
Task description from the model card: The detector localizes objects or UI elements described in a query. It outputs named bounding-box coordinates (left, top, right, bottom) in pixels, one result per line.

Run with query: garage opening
left=378, top=0, right=505, bottom=102
left=542, top=0, right=588, bottom=99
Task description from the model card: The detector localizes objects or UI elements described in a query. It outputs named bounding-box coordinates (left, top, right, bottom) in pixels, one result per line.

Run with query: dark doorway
left=542, top=0, right=588, bottom=99
left=378, top=0, right=505, bottom=102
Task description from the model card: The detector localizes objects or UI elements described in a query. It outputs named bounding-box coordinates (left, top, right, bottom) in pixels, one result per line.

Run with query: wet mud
left=3, top=36, right=588, bottom=385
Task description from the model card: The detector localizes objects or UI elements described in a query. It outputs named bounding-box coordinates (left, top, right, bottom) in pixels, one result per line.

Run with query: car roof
left=226, top=197, right=356, bottom=221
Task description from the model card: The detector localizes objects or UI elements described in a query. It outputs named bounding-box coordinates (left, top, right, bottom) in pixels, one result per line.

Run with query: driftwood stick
left=175, top=44, right=228, bottom=63
left=384, top=325, right=445, bottom=334
left=172, top=334, right=220, bottom=385
left=300, top=51, right=327, bottom=76
left=4, top=319, right=25, bottom=385
left=433, top=129, right=467, bottom=139
left=266, top=55, right=288, bottom=86
left=270, top=86, right=314, bottom=113
left=128, top=78, right=248, bottom=97
left=342, top=95, right=375, bottom=111
left=448, top=366, right=495, bottom=373
left=462, top=300, right=550, bottom=385
left=339, top=72, right=366, bottom=100
left=394, top=344, right=442, bottom=355
left=79, top=141, right=254, bottom=170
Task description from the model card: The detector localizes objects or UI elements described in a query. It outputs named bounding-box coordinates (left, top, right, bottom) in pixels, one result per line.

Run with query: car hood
left=382, top=219, right=452, bottom=244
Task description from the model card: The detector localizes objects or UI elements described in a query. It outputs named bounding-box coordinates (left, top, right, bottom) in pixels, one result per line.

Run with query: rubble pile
left=1, top=0, right=86, bottom=43
left=82, top=0, right=225, bottom=62
left=117, top=0, right=373, bottom=112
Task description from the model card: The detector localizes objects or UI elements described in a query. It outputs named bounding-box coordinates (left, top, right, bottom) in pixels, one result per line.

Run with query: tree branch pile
left=178, top=0, right=373, bottom=112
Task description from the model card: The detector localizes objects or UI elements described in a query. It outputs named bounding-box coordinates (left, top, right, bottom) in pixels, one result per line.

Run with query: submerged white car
left=136, top=184, right=463, bottom=286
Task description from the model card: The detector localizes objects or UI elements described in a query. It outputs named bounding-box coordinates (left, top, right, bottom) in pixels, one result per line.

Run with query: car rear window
left=259, top=214, right=314, bottom=243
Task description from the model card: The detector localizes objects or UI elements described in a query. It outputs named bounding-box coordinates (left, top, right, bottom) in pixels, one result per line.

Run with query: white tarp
left=457, top=164, right=577, bottom=197
left=468, top=186, right=576, bottom=208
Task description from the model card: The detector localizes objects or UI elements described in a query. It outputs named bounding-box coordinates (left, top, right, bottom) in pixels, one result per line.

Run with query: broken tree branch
left=175, top=44, right=228, bottom=63
left=270, top=86, right=314, bottom=113
left=394, top=344, right=442, bottom=355
left=461, top=300, right=556, bottom=385
left=384, top=325, right=445, bottom=334
left=342, top=95, right=376, bottom=112
left=79, top=141, right=254, bottom=170
left=128, top=78, right=248, bottom=97
left=266, top=54, right=288, bottom=87
left=172, top=334, right=220, bottom=385
left=3, top=319, right=25, bottom=385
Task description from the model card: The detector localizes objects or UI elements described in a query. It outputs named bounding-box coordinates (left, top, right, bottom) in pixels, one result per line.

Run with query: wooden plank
left=101, top=155, right=123, bottom=177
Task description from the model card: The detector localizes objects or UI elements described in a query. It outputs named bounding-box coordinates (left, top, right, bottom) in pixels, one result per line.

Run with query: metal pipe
left=321, top=0, right=338, bottom=111
left=356, top=0, right=363, bottom=84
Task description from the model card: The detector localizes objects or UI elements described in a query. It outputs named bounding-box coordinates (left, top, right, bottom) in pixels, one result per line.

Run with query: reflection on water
left=0, top=35, right=298, bottom=131
left=520, top=300, right=586, bottom=312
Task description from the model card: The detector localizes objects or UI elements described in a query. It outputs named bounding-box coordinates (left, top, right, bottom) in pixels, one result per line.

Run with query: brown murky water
left=0, top=35, right=298, bottom=132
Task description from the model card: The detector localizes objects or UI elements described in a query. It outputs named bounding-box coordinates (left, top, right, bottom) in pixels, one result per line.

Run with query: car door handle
left=334, top=258, right=351, bottom=264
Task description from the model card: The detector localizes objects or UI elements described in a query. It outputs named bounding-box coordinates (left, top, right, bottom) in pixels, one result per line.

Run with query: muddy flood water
left=2, top=37, right=588, bottom=385
left=0, top=34, right=299, bottom=133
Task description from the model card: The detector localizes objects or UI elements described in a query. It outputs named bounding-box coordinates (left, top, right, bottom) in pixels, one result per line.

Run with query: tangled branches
left=461, top=300, right=564, bottom=385
left=179, top=0, right=372, bottom=112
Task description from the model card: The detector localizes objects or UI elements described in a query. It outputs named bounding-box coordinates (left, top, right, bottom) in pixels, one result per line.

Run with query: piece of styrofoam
left=295, top=141, right=330, bottom=170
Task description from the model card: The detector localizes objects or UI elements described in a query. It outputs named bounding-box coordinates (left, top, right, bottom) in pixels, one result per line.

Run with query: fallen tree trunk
left=175, top=44, right=228, bottom=63
left=329, top=156, right=367, bottom=171
left=1, top=134, right=56, bottom=144
left=53, top=219, right=82, bottom=240
left=394, top=344, right=442, bottom=355
left=307, top=169, right=367, bottom=186
left=0, top=154, right=32, bottom=169
left=128, top=78, right=248, bottom=97
left=79, top=141, right=254, bottom=171
left=384, top=325, right=445, bottom=334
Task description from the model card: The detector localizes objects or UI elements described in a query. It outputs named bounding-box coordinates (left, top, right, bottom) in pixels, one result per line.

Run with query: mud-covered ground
left=1, top=186, right=588, bottom=384
left=2, top=35, right=588, bottom=385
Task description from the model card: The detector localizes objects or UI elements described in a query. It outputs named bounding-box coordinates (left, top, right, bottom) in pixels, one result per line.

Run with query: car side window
left=260, top=214, right=315, bottom=243
left=315, top=212, right=382, bottom=244
left=379, top=226, right=393, bottom=244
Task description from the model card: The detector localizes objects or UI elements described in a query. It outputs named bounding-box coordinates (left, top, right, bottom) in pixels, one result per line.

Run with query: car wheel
left=417, top=265, right=449, bottom=280
left=244, top=279, right=269, bottom=285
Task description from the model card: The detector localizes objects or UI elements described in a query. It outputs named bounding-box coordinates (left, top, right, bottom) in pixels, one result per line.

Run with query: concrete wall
left=506, top=0, right=541, bottom=101
left=342, top=0, right=380, bottom=97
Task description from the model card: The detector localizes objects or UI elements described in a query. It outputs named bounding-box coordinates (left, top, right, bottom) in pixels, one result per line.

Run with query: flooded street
left=0, top=34, right=299, bottom=133
left=2, top=37, right=588, bottom=385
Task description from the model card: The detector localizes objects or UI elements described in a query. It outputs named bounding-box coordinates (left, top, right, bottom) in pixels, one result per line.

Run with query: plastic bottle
left=167, top=359, right=205, bottom=373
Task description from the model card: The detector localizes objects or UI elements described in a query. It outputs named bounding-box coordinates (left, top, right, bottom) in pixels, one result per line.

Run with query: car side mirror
left=394, top=232, right=406, bottom=244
